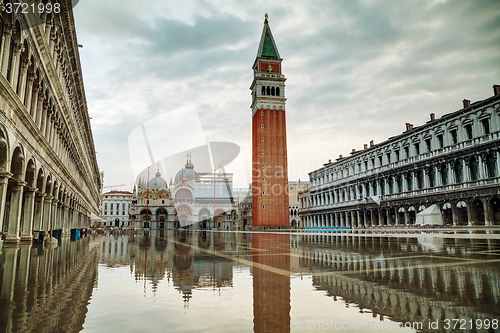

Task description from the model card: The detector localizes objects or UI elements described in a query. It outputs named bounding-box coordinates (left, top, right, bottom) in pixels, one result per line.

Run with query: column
left=395, top=208, right=401, bottom=225
left=17, top=58, right=30, bottom=101
left=0, top=25, right=13, bottom=74
left=20, top=188, right=37, bottom=241
left=496, top=151, right=500, bottom=179
left=9, top=42, right=23, bottom=89
left=5, top=182, right=25, bottom=243
left=335, top=213, right=339, bottom=227
left=466, top=201, right=474, bottom=226
left=24, top=72, right=35, bottom=111
left=451, top=202, right=459, bottom=226
left=483, top=198, right=493, bottom=226
left=0, top=173, right=12, bottom=233
left=478, top=154, right=485, bottom=179
left=357, top=211, right=361, bottom=227
left=363, top=210, right=367, bottom=227
left=462, top=159, right=469, bottom=182
left=35, top=92, right=45, bottom=129
left=41, top=102, right=49, bottom=137
left=30, top=84, right=40, bottom=120
left=32, top=193, right=45, bottom=231
left=42, top=196, right=53, bottom=235
left=422, top=168, right=428, bottom=188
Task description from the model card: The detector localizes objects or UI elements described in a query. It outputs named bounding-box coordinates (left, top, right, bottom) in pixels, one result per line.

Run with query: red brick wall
left=252, top=108, right=289, bottom=227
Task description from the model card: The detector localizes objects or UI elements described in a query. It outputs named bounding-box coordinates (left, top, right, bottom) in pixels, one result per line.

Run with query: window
left=261, top=124, right=264, bottom=128
left=486, top=154, right=496, bottom=178
left=404, top=147, right=409, bottom=159
left=262, top=205, right=265, bottom=209
left=371, top=158, right=375, bottom=168
left=266, top=86, right=270, bottom=95
left=397, top=176, right=403, bottom=193
left=262, top=177, right=265, bottom=181
left=441, top=166, right=448, bottom=185
left=111, top=204, right=114, bottom=209
left=364, top=161, right=368, bottom=170
left=261, top=164, right=265, bottom=168
left=395, top=150, right=400, bottom=161
left=414, top=143, right=420, bottom=155
left=378, top=156, right=382, bottom=166
left=437, top=135, right=444, bottom=148
left=261, top=111, right=264, bottom=116
left=470, top=158, right=478, bottom=180
left=417, top=171, right=423, bottom=189
left=261, top=150, right=264, bottom=154
left=465, top=124, right=473, bottom=140
left=429, top=169, right=435, bottom=187
left=407, top=175, right=413, bottom=191
left=261, top=137, right=264, bottom=141
left=276, top=87, right=280, bottom=96
left=425, top=139, right=431, bottom=152
left=451, top=130, right=458, bottom=144
left=389, top=178, right=394, bottom=194
left=262, top=191, right=265, bottom=195
left=481, top=119, right=490, bottom=135
left=261, top=86, right=265, bottom=95
left=386, top=153, right=391, bottom=164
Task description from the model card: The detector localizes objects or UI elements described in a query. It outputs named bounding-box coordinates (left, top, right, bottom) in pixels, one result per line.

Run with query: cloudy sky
left=72, top=0, right=500, bottom=190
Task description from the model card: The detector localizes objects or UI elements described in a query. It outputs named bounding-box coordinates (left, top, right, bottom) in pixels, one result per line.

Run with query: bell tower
left=250, top=14, right=289, bottom=228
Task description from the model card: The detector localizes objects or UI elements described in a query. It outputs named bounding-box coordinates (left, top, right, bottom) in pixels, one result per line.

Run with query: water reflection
left=0, top=237, right=99, bottom=333
left=252, top=233, right=290, bottom=333
left=1, top=232, right=499, bottom=332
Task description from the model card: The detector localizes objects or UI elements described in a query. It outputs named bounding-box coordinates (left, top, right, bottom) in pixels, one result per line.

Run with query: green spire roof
left=257, top=19, right=280, bottom=59
left=262, top=30, right=278, bottom=57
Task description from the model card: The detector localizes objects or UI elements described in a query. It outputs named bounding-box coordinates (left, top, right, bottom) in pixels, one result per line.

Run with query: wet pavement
left=0, top=230, right=499, bottom=332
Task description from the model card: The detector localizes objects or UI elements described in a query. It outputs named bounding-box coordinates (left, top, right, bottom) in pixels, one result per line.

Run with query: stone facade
left=100, top=191, right=132, bottom=227
left=0, top=2, right=101, bottom=242
left=130, top=160, right=238, bottom=229
left=301, top=87, right=500, bottom=228
left=251, top=17, right=289, bottom=228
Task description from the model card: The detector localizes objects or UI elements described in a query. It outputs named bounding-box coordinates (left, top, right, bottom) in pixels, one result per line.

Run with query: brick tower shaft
left=250, top=15, right=289, bottom=228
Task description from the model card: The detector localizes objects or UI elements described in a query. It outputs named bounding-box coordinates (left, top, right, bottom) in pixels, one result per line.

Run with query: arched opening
left=440, top=163, right=448, bottom=185
left=266, top=86, right=270, bottom=95
left=442, top=203, right=452, bottom=224
left=471, top=199, right=485, bottom=225
left=407, top=206, right=416, bottom=224
left=175, top=189, right=193, bottom=203
left=198, top=209, right=211, bottom=229
left=156, top=208, right=168, bottom=223
left=261, top=86, right=265, bottom=95
left=276, top=87, right=280, bottom=96
left=456, top=201, right=468, bottom=225
left=271, top=86, right=275, bottom=96
left=491, top=197, right=500, bottom=225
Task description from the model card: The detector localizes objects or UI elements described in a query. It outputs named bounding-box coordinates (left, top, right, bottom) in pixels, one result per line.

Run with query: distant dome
left=175, top=161, right=196, bottom=183
left=149, top=171, right=168, bottom=189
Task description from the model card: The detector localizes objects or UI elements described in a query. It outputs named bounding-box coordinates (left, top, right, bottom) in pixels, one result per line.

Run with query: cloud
left=73, top=0, right=500, bottom=187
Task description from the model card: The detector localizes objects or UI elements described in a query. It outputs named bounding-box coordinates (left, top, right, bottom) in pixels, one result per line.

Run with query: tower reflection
left=252, top=233, right=291, bottom=333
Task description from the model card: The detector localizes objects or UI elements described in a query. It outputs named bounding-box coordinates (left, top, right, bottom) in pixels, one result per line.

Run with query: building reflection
left=298, top=234, right=500, bottom=326
left=0, top=236, right=99, bottom=332
left=252, top=233, right=291, bottom=333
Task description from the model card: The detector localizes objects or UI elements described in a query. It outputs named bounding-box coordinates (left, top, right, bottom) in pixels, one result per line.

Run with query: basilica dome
left=175, top=161, right=196, bottom=183
left=149, top=171, right=168, bottom=189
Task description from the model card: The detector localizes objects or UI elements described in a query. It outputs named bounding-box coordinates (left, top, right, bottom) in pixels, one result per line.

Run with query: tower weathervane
left=265, top=13, right=268, bottom=20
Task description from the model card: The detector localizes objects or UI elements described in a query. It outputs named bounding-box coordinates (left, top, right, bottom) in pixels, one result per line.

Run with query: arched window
left=266, top=86, right=270, bottom=95
left=429, top=168, right=435, bottom=187
left=271, top=87, right=275, bottom=96
left=441, top=165, right=448, bottom=185
left=276, top=87, right=280, bottom=96
left=486, top=154, right=496, bottom=178
left=261, top=86, right=265, bottom=95
left=417, top=170, right=424, bottom=189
